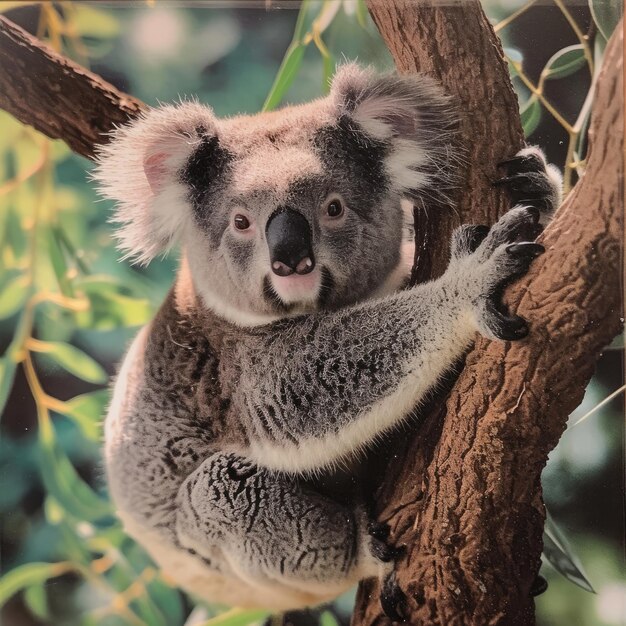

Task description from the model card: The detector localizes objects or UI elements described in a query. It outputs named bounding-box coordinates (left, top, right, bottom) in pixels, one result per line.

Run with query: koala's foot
left=451, top=206, right=545, bottom=341
left=494, top=146, right=563, bottom=221
left=380, top=571, right=409, bottom=623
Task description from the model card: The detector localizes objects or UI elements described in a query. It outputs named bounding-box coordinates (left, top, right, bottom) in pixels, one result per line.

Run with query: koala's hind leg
left=175, top=453, right=389, bottom=608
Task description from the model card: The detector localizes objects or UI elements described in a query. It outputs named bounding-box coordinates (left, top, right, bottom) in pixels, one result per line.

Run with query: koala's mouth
left=262, top=267, right=333, bottom=312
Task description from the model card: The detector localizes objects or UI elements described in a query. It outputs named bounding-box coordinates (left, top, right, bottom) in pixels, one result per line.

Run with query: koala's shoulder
left=141, top=285, right=243, bottom=440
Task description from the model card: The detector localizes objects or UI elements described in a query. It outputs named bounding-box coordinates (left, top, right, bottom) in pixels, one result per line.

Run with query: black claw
left=381, top=572, right=408, bottom=623
left=508, top=317, right=530, bottom=339
left=388, top=544, right=407, bottom=561
left=496, top=151, right=558, bottom=217
left=529, top=223, right=545, bottom=240
left=531, top=574, right=549, bottom=597
left=497, top=315, right=529, bottom=341
left=506, top=242, right=545, bottom=258
left=468, top=225, right=490, bottom=252
left=494, top=173, right=534, bottom=192
left=370, top=537, right=406, bottom=563
left=525, top=206, right=541, bottom=223
left=498, top=152, right=544, bottom=174
left=492, top=176, right=512, bottom=188
left=368, top=521, right=390, bottom=541
left=370, top=537, right=394, bottom=562
left=486, top=299, right=530, bottom=340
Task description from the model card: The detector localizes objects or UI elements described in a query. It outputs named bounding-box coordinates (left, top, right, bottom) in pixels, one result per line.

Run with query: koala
left=95, top=65, right=562, bottom=619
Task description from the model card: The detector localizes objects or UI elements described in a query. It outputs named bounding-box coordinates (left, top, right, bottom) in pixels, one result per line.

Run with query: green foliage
left=542, top=514, right=595, bottom=593
left=263, top=0, right=373, bottom=111
left=520, top=95, right=542, bottom=137
left=0, top=561, right=73, bottom=608
left=542, top=44, right=586, bottom=81
left=0, top=273, right=30, bottom=320
left=589, top=0, right=623, bottom=41
left=34, top=341, right=108, bottom=384
left=501, top=0, right=620, bottom=192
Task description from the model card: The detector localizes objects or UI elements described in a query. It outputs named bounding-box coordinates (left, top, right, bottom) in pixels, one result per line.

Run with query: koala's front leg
left=228, top=206, right=544, bottom=474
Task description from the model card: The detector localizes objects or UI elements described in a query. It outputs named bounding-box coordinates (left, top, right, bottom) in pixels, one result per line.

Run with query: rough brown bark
left=353, top=4, right=624, bottom=626
left=0, top=15, right=144, bottom=159
left=0, top=10, right=622, bottom=626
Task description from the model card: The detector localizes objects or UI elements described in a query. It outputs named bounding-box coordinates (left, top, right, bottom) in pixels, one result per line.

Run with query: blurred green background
left=0, top=2, right=623, bottom=625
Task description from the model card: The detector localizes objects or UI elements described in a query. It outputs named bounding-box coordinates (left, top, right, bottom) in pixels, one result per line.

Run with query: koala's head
left=94, top=64, right=458, bottom=326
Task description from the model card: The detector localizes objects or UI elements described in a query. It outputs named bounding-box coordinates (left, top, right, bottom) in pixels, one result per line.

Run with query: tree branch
left=0, top=15, right=143, bottom=159
left=353, top=4, right=623, bottom=625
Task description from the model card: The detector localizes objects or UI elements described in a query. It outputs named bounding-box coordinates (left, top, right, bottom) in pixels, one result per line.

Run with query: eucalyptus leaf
left=47, top=229, right=73, bottom=297
left=0, top=357, right=17, bottom=418
left=23, top=583, right=49, bottom=620
left=70, top=4, right=121, bottom=39
left=146, top=576, right=185, bottom=626
left=320, top=610, right=340, bottom=626
left=38, top=418, right=112, bottom=521
left=504, top=47, right=524, bottom=63
left=0, top=274, right=29, bottom=320
left=59, top=390, right=109, bottom=441
left=263, top=43, right=307, bottom=112
left=520, top=96, right=542, bottom=137
left=594, top=28, right=608, bottom=58
left=542, top=513, right=595, bottom=593
left=81, top=290, right=152, bottom=330
left=0, top=562, right=71, bottom=608
left=34, top=341, right=107, bottom=384
left=355, top=0, right=369, bottom=29
left=543, top=45, right=586, bottom=81
left=315, top=1, right=341, bottom=34
left=198, top=608, right=270, bottom=626
left=589, top=0, right=623, bottom=41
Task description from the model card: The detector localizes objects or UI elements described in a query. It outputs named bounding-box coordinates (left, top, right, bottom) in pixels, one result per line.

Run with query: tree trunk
left=352, top=4, right=624, bottom=625
left=0, top=10, right=622, bottom=626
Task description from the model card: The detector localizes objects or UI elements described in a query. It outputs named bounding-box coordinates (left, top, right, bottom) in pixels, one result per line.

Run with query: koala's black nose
left=266, top=208, right=315, bottom=277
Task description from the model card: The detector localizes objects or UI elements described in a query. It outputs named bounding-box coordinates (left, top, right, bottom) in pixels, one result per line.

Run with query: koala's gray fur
left=95, top=64, right=562, bottom=612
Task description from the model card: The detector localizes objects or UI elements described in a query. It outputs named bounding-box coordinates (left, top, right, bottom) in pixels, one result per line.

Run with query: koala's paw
left=494, top=146, right=563, bottom=222
left=380, top=571, right=409, bottom=623
left=452, top=206, right=545, bottom=341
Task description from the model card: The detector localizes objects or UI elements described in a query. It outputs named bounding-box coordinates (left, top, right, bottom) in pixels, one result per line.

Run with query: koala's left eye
left=325, top=199, right=344, bottom=218
left=234, top=214, right=251, bottom=231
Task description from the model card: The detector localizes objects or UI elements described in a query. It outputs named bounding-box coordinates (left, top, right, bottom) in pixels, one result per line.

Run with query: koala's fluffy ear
left=329, top=64, right=461, bottom=206
left=93, top=102, right=220, bottom=263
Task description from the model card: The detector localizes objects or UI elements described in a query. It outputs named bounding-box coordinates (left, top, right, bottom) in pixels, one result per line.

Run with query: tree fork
left=0, top=10, right=622, bottom=626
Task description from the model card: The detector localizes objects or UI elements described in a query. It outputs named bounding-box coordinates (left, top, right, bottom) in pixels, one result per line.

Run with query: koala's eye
left=326, top=199, right=344, bottom=219
left=233, top=214, right=251, bottom=231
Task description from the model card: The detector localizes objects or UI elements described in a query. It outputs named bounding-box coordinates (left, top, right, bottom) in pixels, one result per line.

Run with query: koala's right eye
left=233, top=214, right=251, bottom=231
